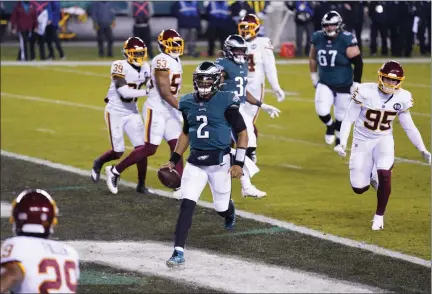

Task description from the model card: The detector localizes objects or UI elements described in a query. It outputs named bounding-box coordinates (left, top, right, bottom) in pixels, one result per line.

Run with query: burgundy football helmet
left=10, top=189, right=58, bottom=237
left=378, top=60, right=405, bottom=94
left=123, top=37, right=147, bottom=67
left=157, top=29, right=184, bottom=58
left=238, top=14, right=261, bottom=40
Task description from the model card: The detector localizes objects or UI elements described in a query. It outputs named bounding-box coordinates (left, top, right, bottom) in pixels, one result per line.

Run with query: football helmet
left=123, top=37, right=147, bottom=67
left=321, top=11, right=343, bottom=37
left=238, top=14, right=261, bottom=40
left=157, top=29, right=184, bottom=58
left=193, top=61, right=222, bottom=99
left=10, top=189, right=59, bottom=238
left=378, top=60, right=405, bottom=94
left=223, top=34, right=248, bottom=64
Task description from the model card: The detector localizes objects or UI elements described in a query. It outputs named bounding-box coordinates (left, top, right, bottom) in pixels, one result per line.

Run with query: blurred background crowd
left=1, top=1, right=430, bottom=61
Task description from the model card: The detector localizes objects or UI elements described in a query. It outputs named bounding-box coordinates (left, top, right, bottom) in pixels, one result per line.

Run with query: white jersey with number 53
left=351, top=83, right=414, bottom=140
left=106, top=59, right=151, bottom=116
left=1, top=236, right=80, bottom=294
left=146, top=53, right=183, bottom=112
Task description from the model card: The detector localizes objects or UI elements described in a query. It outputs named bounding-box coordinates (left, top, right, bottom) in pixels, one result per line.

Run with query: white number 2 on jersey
left=317, top=49, right=337, bottom=67
left=196, top=115, right=209, bottom=139
left=235, top=76, right=247, bottom=96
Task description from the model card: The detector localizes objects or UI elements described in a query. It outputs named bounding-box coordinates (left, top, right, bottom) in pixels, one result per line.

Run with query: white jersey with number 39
left=1, top=236, right=80, bottom=294
left=106, top=59, right=151, bottom=116
left=146, top=53, right=183, bottom=112
left=351, top=83, right=414, bottom=140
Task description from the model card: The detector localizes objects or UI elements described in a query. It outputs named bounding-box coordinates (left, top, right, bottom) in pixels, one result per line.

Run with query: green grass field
left=1, top=56, right=430, bottom=259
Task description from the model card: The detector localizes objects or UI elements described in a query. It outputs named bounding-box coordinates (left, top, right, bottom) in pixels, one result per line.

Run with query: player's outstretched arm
left=347, top=45, right=363, bottom=86
left=262, top=44, right=285, bottom=102
left=309, top=44, right=318, bottom=87
left=398, top=110, right=431, bottom=164
left=1, top=262, right=24, bottom=293
left=334, top=100, right=362, bottom=157
left=246, top=90, right=281, bottom=118
left=154, top=70, right=179, bottom=109
left=113, top=76, right=148, bottom=98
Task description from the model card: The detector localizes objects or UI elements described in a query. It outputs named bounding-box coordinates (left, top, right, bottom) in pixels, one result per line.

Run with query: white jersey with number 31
left=1, top=236, right=80, bottom=294
left=352, top=83, right=414, bottom=140
left=146, top=53, right=183, bottom=112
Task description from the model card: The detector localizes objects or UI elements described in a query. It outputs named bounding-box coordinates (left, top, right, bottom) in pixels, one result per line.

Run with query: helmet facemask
left=194, top=73, right=221, bottom=99
left=160, top=38, right=184, bottom=58
left=238, top=22, right=259, bottom=40
left=226, top=46, right=247, bottom=64
left=378, top=73, right=404, bottom=94
left=124, top=47, right=147, bottom=67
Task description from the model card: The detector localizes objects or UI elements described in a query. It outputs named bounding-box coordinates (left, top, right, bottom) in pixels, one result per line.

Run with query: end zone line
left=1, top=149, right=430, bottom=268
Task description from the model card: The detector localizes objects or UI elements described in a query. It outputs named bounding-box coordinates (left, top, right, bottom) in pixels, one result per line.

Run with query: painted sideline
left=1, top=150, right=430, bottom=268
left=65, top=240, right=383, bottom=293
left=1, top=58, right=431, bottom=67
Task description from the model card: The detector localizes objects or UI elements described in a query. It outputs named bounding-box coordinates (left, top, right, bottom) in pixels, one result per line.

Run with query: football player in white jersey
left=91, top=37, right=151, bottom=193
left=1, top=189, right=80, bottom=293
left=238, top=13, right=285, bottom=162
left=334, top=61, right=431, bottom=230
left=106, top=29, right=185, bottom=197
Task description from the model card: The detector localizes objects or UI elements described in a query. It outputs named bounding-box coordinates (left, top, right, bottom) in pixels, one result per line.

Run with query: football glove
left=310, top=72, right=319, bottom=88
left=421, top=150, right=431, bottom=164
left=274, top=88, right=285, bottom=102
left=261, top=103, right=281, bottom=118
left=334, top=144, right=347, bottom=157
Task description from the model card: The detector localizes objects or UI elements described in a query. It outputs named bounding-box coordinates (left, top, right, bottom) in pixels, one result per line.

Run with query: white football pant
left=314, top=83, right=351, bottom=121
left=105, top=109, right=144, bottom=152
left=142, top=104, right=182, bottom=145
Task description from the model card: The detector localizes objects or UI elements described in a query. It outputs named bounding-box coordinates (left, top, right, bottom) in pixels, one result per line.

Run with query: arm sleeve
left=339, top=100, right=362, bottom=147
left=182, top=112, right=189, bottom=134
left=398, top=111, right=427, bottom=152
left=350, top=54, right=363, bottom=83
left=262, top=43, right=281, bottom=91
left=224, top=105, right=247, bottom=134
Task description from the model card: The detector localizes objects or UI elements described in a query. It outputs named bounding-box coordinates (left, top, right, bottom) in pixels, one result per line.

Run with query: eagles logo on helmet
left=223, top=34, right=248, bottom=64
left=157, top=29, right=184, bottom=58
left=378, top=60, right=405, bottom=94
left=123, top=37, right=147, bottom=67
left=193, top=61, right=222, bottom=99
left=10, top=189, right=59, bottom=238
left=321, top=11, right=343, bottom=37
left=238, top=14, right=261, bottom=41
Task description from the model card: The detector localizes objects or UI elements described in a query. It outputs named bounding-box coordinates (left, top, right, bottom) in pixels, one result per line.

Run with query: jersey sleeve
left=226, top=92, right=241, bottom=109
left=110, top=61, right=126, bottom=78
left=1, top=238, right=27, bottom=274
left=215, top=58, right=226, bottom=71
left=152, top=55, right=170, bottom=72
left=310, top=31, right=320, bottom=46
left=342, top=31, right=358, bottom=47
left=178, top=95, right=189, bottom=112
left=400, top=92, right=414, bottom=113
left=351, top=85, right=364, bottom=104
left=263, top=37, right=274, bottom=50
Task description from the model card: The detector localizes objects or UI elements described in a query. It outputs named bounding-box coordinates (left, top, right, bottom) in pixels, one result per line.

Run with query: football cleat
left=166, top=249, right=185, bottom=268
left=371, top=214, right=384, bottom=231
left=173, top=187, right=182, bottom=200
left=224, top=200, right=236, bottom=230
left=91, top=160, right=102, bottom=183
left=242, top=185, right=266, bottom=198
left=105, top=166, right=120, bottom=194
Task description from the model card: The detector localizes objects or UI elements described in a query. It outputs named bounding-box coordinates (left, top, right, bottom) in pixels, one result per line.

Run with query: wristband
left=234, top=148, right=246, bottom=168
left=169, top=152, right=181, bottom=165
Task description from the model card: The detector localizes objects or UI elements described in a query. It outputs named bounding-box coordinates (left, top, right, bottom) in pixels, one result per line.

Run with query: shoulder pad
left=152, top=55, right=170, bottom=71
left=111, top=60, right=126, bottom=76
left=1, top=237, right=28, bottom=264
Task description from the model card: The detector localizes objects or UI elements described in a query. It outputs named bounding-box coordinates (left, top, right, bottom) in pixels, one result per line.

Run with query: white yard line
left=36, top=128, right=56, bottom=134
left=2, top=92, right=429, bottom=167
left=1, top=150, right=430, bottom=268
left=66, top=240, right=384, bottom=293
left=279, top=163, right=303, bottom=169
left=1, top=58, right=430, bottom=67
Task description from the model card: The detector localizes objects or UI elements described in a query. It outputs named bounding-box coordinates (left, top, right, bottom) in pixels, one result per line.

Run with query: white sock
left=326, top=118, right=333, bottom=127
left=174, top=246, right=184, bottom=252
left=240, top=168, right=252, bottom=190
left=112, top=167, right=120, bottom=175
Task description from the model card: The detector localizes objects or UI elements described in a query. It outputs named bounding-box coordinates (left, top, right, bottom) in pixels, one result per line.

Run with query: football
left=157, top=167, right=181, bottom=189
